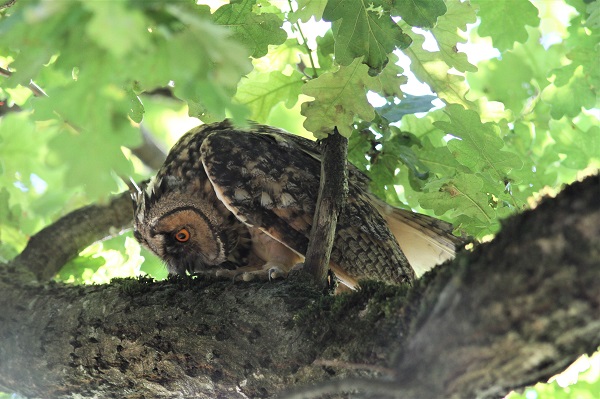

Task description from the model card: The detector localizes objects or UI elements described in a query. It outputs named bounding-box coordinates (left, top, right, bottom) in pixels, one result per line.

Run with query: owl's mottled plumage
left=133, top=121, right=463, bottom=288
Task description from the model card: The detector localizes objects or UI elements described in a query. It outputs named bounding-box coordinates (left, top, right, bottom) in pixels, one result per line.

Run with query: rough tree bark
left=0, top=175, right=598, bottom=399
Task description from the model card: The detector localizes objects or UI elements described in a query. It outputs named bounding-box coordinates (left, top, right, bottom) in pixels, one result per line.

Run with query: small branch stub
left=303, top=127, right=349, bottom=287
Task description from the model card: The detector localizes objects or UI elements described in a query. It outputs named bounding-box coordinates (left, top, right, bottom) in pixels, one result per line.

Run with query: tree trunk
left=0, top=175, right=598, bottom=399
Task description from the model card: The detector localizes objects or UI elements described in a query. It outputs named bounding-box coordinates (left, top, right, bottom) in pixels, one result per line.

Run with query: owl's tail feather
left=371, top=196, right=466, bottom=277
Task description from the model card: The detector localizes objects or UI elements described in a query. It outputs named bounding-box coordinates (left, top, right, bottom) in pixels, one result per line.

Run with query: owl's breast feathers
left=135, top=121, right=464, bottom=287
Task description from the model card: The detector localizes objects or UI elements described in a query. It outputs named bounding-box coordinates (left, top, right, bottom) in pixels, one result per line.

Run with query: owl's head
left=132, top=176, right=237, bottom=275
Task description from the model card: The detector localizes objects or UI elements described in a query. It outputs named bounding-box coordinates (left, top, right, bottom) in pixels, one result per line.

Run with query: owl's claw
left=238, top=266, right=286, bottom=282
left=203, top=264, right=288, bottom=283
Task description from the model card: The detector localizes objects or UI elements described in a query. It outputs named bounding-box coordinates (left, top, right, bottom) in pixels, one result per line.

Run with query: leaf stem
left=287, top=0, right=318, bottom=79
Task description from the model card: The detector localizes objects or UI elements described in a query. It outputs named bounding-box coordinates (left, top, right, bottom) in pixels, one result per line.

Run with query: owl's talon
left=241, top=272, right=256, bottom=282
left=235, top=266, right=286, bottom=282
left=268, top=267, right=286, bottom=281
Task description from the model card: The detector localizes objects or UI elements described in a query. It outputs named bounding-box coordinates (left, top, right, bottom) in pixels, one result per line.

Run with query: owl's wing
left=199, top=123, right=416, bottom=286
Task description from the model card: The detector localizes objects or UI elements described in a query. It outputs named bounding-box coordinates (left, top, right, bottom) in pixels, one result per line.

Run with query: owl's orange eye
left=174, top=228, right=190, bottom=242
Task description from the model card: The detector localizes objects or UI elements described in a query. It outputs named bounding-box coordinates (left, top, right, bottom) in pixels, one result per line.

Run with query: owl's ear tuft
left=127, top=178, right=148, bottom=210
left=146, top=176, right=183, bottom=207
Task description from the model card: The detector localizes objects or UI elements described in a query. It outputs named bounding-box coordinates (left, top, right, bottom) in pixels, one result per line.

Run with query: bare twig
left=303, top=128, right=348, bottom=287
left=286, top=0, right=318, bottom=79
left=0, top=65, right=48, bottom=97
left=0, top=0, right=16, bottom=11
left=131, top=124, right=167, bottom=169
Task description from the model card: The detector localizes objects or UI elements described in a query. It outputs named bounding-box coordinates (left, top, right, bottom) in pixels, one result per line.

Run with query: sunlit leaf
left=430, top=0, right=477, bottom=73
left=211, top=0, right=287, bottom=58
left=235, top=70, right=304, bottom=122
left=473, top=0, right=540, bottom=51
left=292, top=0, right=328, bottom=22
left=301, top=58, right=379, bottom=137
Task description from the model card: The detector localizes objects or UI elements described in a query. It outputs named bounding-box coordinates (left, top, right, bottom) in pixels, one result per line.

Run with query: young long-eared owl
left=132, top=121, right=463, bottom=288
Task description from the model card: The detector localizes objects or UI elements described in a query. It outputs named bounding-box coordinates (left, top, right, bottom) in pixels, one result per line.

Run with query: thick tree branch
left=304, top=128, right=348, bottom=287
left=8, top=191, right=134, bottom=281
left=0, top=175, right=598, bottom=399
left=390, top=174, right=600, bottom=398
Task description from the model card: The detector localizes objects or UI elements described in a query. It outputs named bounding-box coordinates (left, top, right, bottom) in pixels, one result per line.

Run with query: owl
left=132, top=121, right=463, bottom=288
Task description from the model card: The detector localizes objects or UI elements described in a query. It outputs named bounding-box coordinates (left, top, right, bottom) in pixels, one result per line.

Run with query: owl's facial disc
left=150, top=207, right=226, bottom=271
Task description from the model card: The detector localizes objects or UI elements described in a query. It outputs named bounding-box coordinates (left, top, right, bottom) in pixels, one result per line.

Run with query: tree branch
left=391, top=173, right=600, bottom=398
left=8, top=191, right=134, bottom=281
left=130, top=124, right=167, bottom=170
left=285, top=174, right=600, bottom=398
left=1, top=175, right=598, bottom=398
left=0, top=0, right=16, bottom=10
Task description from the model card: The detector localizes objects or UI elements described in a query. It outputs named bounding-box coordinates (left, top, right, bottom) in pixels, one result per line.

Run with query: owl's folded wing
left=199, top=126, right=415, bottom=287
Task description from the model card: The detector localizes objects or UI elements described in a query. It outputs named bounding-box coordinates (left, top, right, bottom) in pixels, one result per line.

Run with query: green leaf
left=371, top=53, right=408, bottom=99
left=586, top=0, right=600, bottom=28
left=376, top=94, right=437, bottom=122
left=47, top=128, right=134, bottom=198
left=399, top=112, right=466, bottom=177
left=392, top=0, right=447, bottom=28
left=0, top=113, right=44, bottom=179
left=386, top=139, right=430, bottom=180
left=57, top=252, right=107, bottom=284
left=83, top=0, right=150, bottom=58
left=323, top=0, right=411, bottom=75
left=435, top=104, right=523, bottom=183
left=211, top=0, right=287, bottom=58
left=152, top=9, right=254, bottom=121
left=473, top=0, right=540, bottom=51
left=184, top=80, right=250, bottom=125
left=301, top=58, right=379, bottom=138
left=398, top=0, right=477, bottom=106
left=466, top=36, right=564, bottom=114
left=126, top=87, right=145, bottom=123
left=316, top=30, right=336, bottom=73
left=0, top=1, right=75, bottom=86
left=347, top=130, right=372, bottom=172
left=0, top=187, right=26, bottom=261
left=234, top=70, right=304, bottom=122
left=417, top=138, right=464, bottom=177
